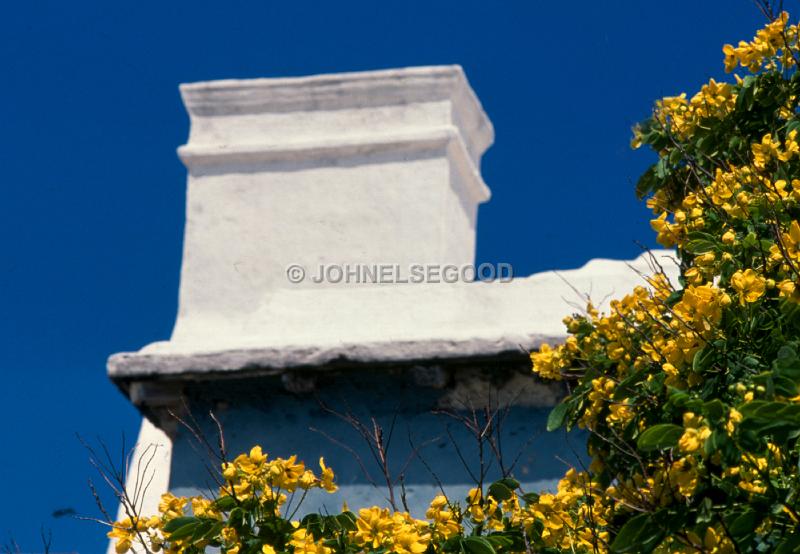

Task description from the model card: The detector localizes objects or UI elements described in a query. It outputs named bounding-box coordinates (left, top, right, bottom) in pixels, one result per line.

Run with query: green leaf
left=498, top=478, right=520, bottom=490
left=610, top=513, right=664, bottom=553
left=488, top=481, right=513, bottom=502
left=705, top=429, right=732, bottom=459
left=441, top=536, right=463, bottom=553
left=635, top=165, right=657, bottom=199
left=485, top=535, right=514, bottom=549
left=166, top=521, right=201, bottom=541
left=665, top=290, right=684, bottom=307
left=787, top=119, right=800, bottom=137
left=736, top=75, right=757, bottom=111
left=655, top=157, right=668, bottom=179
left=773, top=375, right=799, bottom=397
left=739, top=401, right=800, bottom=423
left=613, top=367, right=649, bottom=400
left=464, top=536, right=496, bottom=554
left=777, top=345, right=798, bottom=361
left=546, top=402, right=569, bottom=432
left=738, top=400, right=800, bottom=438
left=228, top=507, right=246, bottom=528
left=637, top=424, right=684, bottom=452
left=163, top=516, right=199, bottom=533
left=727, top=509, right=760, bottom=540
left=684, top=239, right=718, bottom=255
left=701, top=399, right=726, bottom=422
left=692, top=347, right=715, bottom=373
left=214, top=495, right=237, bottom=511
left=190, top=520, right=215, bottom=542
left=202, top=521, right=225, bottom=541
left=336, top=512, right=357, bottom=531
left=775, top=532, right=800, bottom=554
left=775, top=346, right=800, bottom=381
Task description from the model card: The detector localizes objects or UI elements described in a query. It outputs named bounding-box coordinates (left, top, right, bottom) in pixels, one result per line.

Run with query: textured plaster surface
left=109, top=250, right=678, bottom=379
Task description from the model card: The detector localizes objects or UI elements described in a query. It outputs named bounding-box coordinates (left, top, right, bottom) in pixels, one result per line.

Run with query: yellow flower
left=107, top=519, right=136, bottom=554
left=703, top=525, right=734, bottom=553
left=630, top=128, right=643, bottom=149
left=679, top=413, right=711, bottom=453
left=426, top=495, right=461, bottom=539
left=221, top=526, right=238, bottom=543
left=269, top=455, right=306, bottom=491
left=234, top=445, right=268, bottom=476
left=466, top=488, right=486, bottom=522
left=608, top=400, right=635, bottom=427
left=730, top=269, right=766, bottom=304
left=679, top=428, right=710, bottom=454
left=298, top=469, right=317, bottom=490
left=723, top=12, right=792, bottom=73
left=650, top=212, right=680, bottom=247
left=262, top=545, right=276, bottom=554
left=392, top=526, right=429, bottom=554
left=779, top=279, right=800, bottom=303
left=107, top=516, right=160, bottom=554
left=726, top=409, right=743, bottom=435
left=354, top=507, right=393, bottom=549
left=784, top=130, right=800, bottom=159
left=721, top=229, right=736, bottom=244
left=222, top=461, right=237, bottom=481
left=290, top=528, right=332, bottom=554
left=158, top=492, right=187, bottom=519
left=669, top=457, right=699, bottom=497
left=723, top=43, right=739, bottom=72
left=530, top=343, right=567, bottom=380
left=771, top=220, right=800, bottom=264
left=319, top=457, right=338, bottom=492
left=191, top=496, right=222, bottom=519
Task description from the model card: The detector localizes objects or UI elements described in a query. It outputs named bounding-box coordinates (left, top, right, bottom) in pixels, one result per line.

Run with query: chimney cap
left=179, top=65, right=494, bottom=164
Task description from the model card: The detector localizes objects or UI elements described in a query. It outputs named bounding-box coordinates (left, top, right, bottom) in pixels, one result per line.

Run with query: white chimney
left=109, top=65, right=677, bottom=379
left=176, top=66, right=494, bottom=321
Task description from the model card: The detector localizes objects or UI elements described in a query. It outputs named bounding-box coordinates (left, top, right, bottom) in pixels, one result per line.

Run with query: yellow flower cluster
left=351, top=507, right=430, bottom=554
left=220, top=446, right=338, bottom=503
left=289, top=528, right=332, bottom=554
left=528, top=12, right=800, bottom=551
left=509, top=469, right=611, bottom=552
left=108, top=446, right=339, bottom=554
left=643, top=138, right=800, bottom=305
left=529, top=342, right=569, bottom=380
left=677, top=412, right=711, bottom=454
left=652, top=79, right=737, bottom=139
left=659, top=526, right=734, bottom=554
left=107, top=516, right=162, bottom=554
left=532, top=275, right=730, bottom=426
left=720, top=443, right=784, bottom=500
left=425, top=495, right=462, bottom=539
left=723, top=11, right=796, bottom=73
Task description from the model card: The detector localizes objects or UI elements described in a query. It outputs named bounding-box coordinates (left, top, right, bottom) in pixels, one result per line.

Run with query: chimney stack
left=176, top=66, right=494, bottom=322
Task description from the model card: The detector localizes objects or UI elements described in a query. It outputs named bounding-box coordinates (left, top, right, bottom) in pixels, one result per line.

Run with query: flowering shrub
left=106, top=445, right=545, bottom=554
left=534, top=9, right=800, bottom=552
left=109, top=9, right=800, bottom=554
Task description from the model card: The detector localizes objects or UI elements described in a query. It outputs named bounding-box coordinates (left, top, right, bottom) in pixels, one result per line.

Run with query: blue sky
left=0, top=1, right=764, bottom=551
